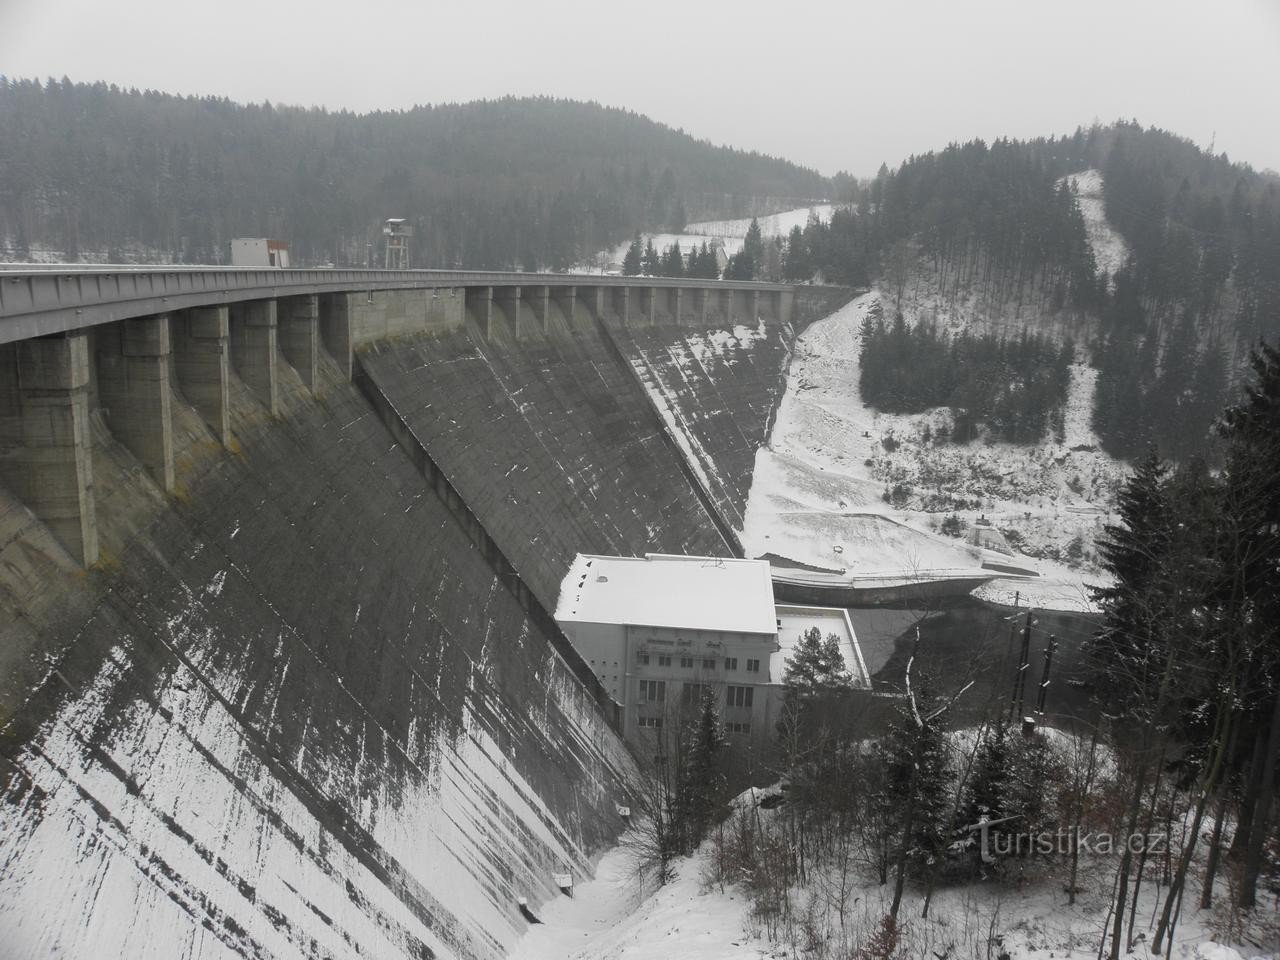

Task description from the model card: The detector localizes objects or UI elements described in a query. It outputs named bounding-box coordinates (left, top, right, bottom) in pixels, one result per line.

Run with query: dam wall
left=0, top=279, right=856, bottom=959
left=357, top=308, right=731, bottom=613
left=0, top=329, right=634, bottom=960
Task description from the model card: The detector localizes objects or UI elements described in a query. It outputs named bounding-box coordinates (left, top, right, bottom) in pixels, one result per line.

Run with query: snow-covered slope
left=683, top=205, right=837, bottom=239
left=510, top=786, right=1275, bottom=960
left=741, top=292, right=1126, bottom=611
left=1063, top=169, right=1131, bottom=280
left=580, top=204, right=842, bottom=273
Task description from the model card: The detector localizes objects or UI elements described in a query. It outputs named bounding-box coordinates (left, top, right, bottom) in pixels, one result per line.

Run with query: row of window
left=637, top=717, right=751, bottom=735
left=636, top=653, right=761, bottom=672
left=637, top=680, right=755, bottom=708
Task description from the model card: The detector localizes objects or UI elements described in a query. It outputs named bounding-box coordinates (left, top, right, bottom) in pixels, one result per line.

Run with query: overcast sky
left=3, top=0, right=1278, bottom=178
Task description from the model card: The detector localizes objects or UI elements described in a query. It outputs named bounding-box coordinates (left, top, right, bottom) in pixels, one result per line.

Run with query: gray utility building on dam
left=555, top=553, right=870, bottom=743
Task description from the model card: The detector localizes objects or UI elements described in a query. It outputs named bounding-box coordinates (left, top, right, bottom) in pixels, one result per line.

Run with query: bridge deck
left=0, top=266, right=791, bottom=344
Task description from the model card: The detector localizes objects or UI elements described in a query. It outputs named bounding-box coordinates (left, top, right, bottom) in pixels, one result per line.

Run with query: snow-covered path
left=509, top=841, right=768, bottom=960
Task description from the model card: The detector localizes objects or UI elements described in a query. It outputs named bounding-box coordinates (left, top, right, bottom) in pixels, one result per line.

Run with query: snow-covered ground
left=1063, top=169, right=1131, bottom=281
left=509, top=841, right=771, bottom=960
left=578, top=204, right=841, bottom=274
left=740, top=292, right=1127, bottom=612
left=510, top=776, right=1277, bottom=960
left=510, top=809, right=1275, bottom=960
left=683, top=205, right=837, bottom=239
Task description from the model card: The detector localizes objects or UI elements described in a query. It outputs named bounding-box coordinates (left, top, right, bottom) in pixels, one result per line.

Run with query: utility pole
left=1002, top=591, right=1021, bottom=724
left=1036, top=633, right=1057, bottom=716
left=1010, top=609, right=1035, bottom=725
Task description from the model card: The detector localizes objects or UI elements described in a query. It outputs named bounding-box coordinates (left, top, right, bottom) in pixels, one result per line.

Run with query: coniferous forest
left=4, top=81, right=1279, bottom=464
left=782, top=123, right=1280, bottom=460
left=0, top=78, right=830, bottom=269
left=858, top=311, right=1074, bottom=444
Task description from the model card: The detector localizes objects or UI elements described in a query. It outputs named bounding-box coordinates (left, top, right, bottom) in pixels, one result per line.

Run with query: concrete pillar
left=278, top=294, right=319, bottom=389
left=492, top=286, right=523, bottom=338
left=671, top=288, right=683, bottom=325
left=524, top=286, right=551, bottom=333
left=229, top=300, right=278, bottom=415
left=641, top=288, right=658, bottom=326
left=723, top=289, right=736, bottom=325
left=174, top=306, right=231, bottom=445
left=96, top=315, right=175, bottom=492
left=777, top=288, right=794, bottom=326
left=319, top=293, right=353, bottom=381
left=0, top=334, right=98, bottom=566
left=751, top=290, right=760, bottom=320
left=466, top=286, right=493, bottom=339
left=694, top=288, right=709, bottom=327
left=550, top=286, right=576, bottom=331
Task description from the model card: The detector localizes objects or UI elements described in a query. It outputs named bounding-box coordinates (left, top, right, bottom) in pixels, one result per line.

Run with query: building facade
left=555, top=554, right=869, bottom=745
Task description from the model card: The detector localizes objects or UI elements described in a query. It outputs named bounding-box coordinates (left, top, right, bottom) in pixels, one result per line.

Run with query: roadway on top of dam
left=0, top=264, right=795, bottom=344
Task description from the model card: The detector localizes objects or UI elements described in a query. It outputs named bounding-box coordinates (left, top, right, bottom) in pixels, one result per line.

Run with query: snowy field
left=740, top=291, right=1127, bottom=612
left=683, top=204, right=838, bottom=239
left=578, top=204, right=840, bottom=273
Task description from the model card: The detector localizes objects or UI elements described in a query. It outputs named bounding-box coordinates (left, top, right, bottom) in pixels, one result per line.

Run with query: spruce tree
left=677, top=688, right=726, bottom=850
left=782, top=626, right=852, bottom=696
left=662, top=240, right=684, bottom=278
left=622, top=233, right=643, bottom=275
left=641, top=238, right=661, bottom=276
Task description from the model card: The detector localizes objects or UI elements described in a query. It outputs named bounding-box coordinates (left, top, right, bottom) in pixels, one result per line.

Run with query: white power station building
left=555, top=553, right=869, bottom=744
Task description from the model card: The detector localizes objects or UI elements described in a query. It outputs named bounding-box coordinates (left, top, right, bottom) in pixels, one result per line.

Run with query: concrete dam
left=0, top=269, right=854, bottom=959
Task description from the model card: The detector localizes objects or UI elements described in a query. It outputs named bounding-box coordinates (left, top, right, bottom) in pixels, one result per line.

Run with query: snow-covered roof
left=772, top=604, right=870, bottom=688
left=556, top=554, right=777, bottom=636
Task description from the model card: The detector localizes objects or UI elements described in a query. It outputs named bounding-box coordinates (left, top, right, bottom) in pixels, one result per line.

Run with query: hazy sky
left=3, top=0, right=1278, bottom=178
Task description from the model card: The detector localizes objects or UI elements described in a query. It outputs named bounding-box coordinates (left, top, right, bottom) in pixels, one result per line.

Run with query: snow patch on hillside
left=742, top=292, right=1128, bottom=612
left=579, top=204, right=842, bottom=274
left=684, top=204, right=837, bottom=239
left=1063, top=169, right=1131, bottom=281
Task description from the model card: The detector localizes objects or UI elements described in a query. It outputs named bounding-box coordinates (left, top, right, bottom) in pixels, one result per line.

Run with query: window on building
left=680, top=656, right=694, bottom=669
left=638, top=717, right=663, bottom=729
left=724, top=657, right=738, bottom=671
left=726, top=722, right=751, bottom=735
left=702, top=658, right=716, bottom=670
left=726, top=685, right=754, bottom=708
left=636, top=652, right=650, bottom=665
left=682, top=683, right=713, bottom=706
left=657, top=655, right=672, bottom=667
left=746, top=658, right=761, bottom=673
left=639, top=679, right=666, bottom=703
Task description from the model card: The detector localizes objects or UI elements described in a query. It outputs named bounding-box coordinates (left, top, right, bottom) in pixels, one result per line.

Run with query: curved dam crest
left=0, top=279, right=855, bottom=959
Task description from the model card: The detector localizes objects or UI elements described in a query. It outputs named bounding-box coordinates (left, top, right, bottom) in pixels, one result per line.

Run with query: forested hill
left=786, top=123, right=1280, bottom=460
left=0, top=78, right=832, bottom=268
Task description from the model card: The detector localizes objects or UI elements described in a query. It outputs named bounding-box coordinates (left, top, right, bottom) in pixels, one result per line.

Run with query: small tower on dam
left=383, top=218, right=413, bottom=269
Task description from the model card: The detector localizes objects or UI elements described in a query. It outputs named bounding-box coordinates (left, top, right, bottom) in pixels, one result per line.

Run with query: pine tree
left=622, top=233, right=643, bottom=275
left=662, top=240, right=684, bottom=277
left=743, top=216, right=764, bottom=265
left=876, top=690, right=953, bottom=882
left=1086, top=449, right=1172, bottom=712
left=641, top=238, right=661, bottom=276
left=782, top=626, right=852, bottom=696
left=964, top=721, right=1010, bottom=828
left=677, top=688, right=726, bottom=850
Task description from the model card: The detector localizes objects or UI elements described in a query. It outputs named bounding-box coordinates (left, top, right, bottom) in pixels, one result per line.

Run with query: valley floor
left=741, top=290, right=1128, bottom=612
left=509, top=811, right=1277, bottom=960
